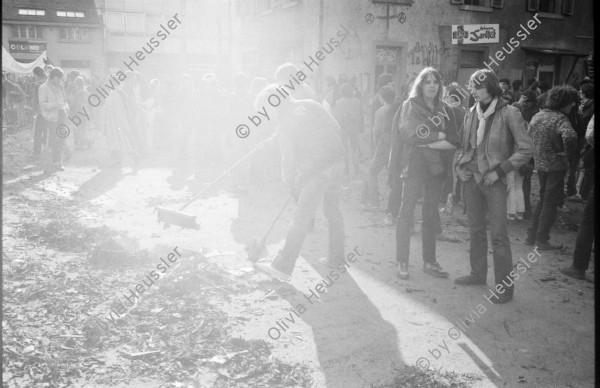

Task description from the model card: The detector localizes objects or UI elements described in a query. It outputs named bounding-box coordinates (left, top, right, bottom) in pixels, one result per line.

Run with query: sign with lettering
left=9, top=41, right=47, bottom=54
left=451, top=24, right=499, bottom=44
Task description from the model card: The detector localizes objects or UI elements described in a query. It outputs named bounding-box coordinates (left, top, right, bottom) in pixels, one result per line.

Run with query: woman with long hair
left=393, top=67, right=460, bottom=279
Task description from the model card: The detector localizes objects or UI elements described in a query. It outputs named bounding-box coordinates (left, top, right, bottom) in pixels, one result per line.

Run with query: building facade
left=236, top=0, right=594, bottom=99
left=97, top=0, right=235, bottom=81
left=1, top=0, right=105, bottom=77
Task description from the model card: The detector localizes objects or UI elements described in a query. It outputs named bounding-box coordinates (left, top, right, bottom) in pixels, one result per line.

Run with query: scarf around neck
left=475, top=97, right=498, bottom=145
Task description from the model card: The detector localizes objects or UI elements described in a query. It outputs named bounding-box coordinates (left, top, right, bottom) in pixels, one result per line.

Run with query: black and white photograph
left=1, top=0, right=595, bottom=387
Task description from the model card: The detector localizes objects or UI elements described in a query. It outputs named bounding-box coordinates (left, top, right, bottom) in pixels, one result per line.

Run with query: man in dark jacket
left=254, top=85, right=346, bottom=281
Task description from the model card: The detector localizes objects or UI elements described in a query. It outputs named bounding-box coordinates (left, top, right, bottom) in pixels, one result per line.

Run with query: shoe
left=422, top=262, right=449, bottom=278
left=254, top=263, right=291, bottom=282
left=489, top=290, right=513, bottom=304
left=436, top=232, right=461, bottom=243
left=454, top=274, right=486, bottom=285
left=397, top=263, right=409, bottom=279
left=559, top=266, right=585, bottom=280
left=535, top=241, right=564, bottom=250
left=566, top=194, right=583, bottom=202
left=384, top=213, right=395, bottom=226
left=507, top=214, right=516, bottom=221
left=516, top=212, right=524, bottom=221
left=557, top=205, right=570, bottom=213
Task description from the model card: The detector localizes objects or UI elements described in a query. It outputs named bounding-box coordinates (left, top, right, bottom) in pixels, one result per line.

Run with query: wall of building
left=2, top=23, right=105, bottom=77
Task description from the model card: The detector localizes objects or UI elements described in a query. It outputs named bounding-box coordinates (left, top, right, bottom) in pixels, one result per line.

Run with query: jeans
left=47, top=120, right=68, bottom=166
left=272, top=162, right=345, bottom=275
left=566, top=152, right=581, bottom=196
left=573, top=185, right=595, bottom=271
left=463, top=177, right=513, bottom=287
left=506, top=170, right=525, bottom=214
left=386, top=177, right=403, bottom=217
left=33, top=114, right=48, bottom=156
left=341, top=131, right=360, bottom=175
left=527, top=170, right=566, bottom=243
left=363, top=142, right=390, bottom=205
left=396, top=174, right=443, bottom=264
left=522, top=168, right=532, bottom=215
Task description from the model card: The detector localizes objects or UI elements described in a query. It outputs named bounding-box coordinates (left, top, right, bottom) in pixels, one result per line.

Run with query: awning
left=2, top=46, right=48, bottom=74
left=521, top=47, right=589, bottom=57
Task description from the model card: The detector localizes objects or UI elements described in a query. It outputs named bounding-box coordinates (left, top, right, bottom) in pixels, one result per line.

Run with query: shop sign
left=9, top=41, right=47, bottom=54
left=452, top=24, right=499, bottom=44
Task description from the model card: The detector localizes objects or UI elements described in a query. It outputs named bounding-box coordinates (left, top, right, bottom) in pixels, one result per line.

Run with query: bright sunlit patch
left=349, top=267, right=500, bottom=381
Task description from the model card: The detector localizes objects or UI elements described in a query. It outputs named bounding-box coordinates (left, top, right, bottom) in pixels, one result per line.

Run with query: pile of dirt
left=4, top=215, right=313, bottom=387
left=389, top=366, right=482, bottom=388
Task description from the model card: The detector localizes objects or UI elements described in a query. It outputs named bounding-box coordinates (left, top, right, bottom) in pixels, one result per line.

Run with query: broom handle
left=178, top=146, right=260, bottom=211
left=260, top=195, right=293, bottom=241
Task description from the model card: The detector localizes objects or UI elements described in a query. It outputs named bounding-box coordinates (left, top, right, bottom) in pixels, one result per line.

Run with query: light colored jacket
left=38, top=81, right=67, bottom=122
left=458, top=99, right=533, bottom=184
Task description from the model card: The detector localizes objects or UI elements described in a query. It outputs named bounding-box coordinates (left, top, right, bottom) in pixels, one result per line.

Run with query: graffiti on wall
left=408, top=41, right=442, bottom=68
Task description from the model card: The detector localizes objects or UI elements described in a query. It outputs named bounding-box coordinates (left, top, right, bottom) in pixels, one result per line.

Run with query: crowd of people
left=251, top=65, right=594, bottom=305
left=3, top=62, right=594, bottom=300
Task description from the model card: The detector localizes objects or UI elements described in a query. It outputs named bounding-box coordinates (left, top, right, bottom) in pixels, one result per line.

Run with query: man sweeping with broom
left=253, top=84, right=346, bottom=282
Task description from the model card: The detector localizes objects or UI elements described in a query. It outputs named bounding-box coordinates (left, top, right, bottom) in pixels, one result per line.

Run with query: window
left=126, top=13, right=144, bottom=32
left=18, top=9, right=45, bottom=16
left=538, top=0, right=556, bottom=12
left=11, top=25, right=43, bottom=39
left=527, top=0, right=573, bottom=15
left=464, top=0, right=481, bottom=5
left=57, top=10, right=85, bottom=17
left=106, top=12, right=125, bottom=31
left=59, top=27, right=90, bottom=41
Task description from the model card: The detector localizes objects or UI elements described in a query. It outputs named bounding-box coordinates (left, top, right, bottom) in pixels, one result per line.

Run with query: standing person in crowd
left=103, top=74, right=138, bottom=169
left=567, top=83, right=595, bottom=202
left=72, top=76, right=93, bottom=150
left=525, top=85, right=579, bottom=250
left=333, top=82, right=363, bottom=180
left=274, top=63, right=317, bottom=100
left=122, top=71, right=146, bottom=158
left=442, top=86, right=467, bottom=212
left=253, top=85, right=345, bottom=282
left=38, top=67, right=70, bottom=172
left=322, top=75, right=339, bottom=113
left=370, top=73, right=394, bottom=155
left=499, top=78, right=514, bottom=104
left=512, top=89, right=540, bottom=219
left=394, top=67, right=460, bottom=280
left=560, top=116, right=594, bottom=280
left=143, top=78, right=162, bottom=153
left=362, top=85, right=395, bottom=210
left=536, top=81, right=551, bottom=108
left=577, top=114, right=595, bottom=200
left=512, top=80, right=523, bottom=103
left=32, top=66, right=48, bottom=158
left=228, top=72, right=255, bottom=190
left=455, top=69, right=532, bottom=303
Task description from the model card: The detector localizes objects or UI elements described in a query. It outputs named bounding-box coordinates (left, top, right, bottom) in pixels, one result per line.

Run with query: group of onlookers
left=8, top=61, right=595, bottom=294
